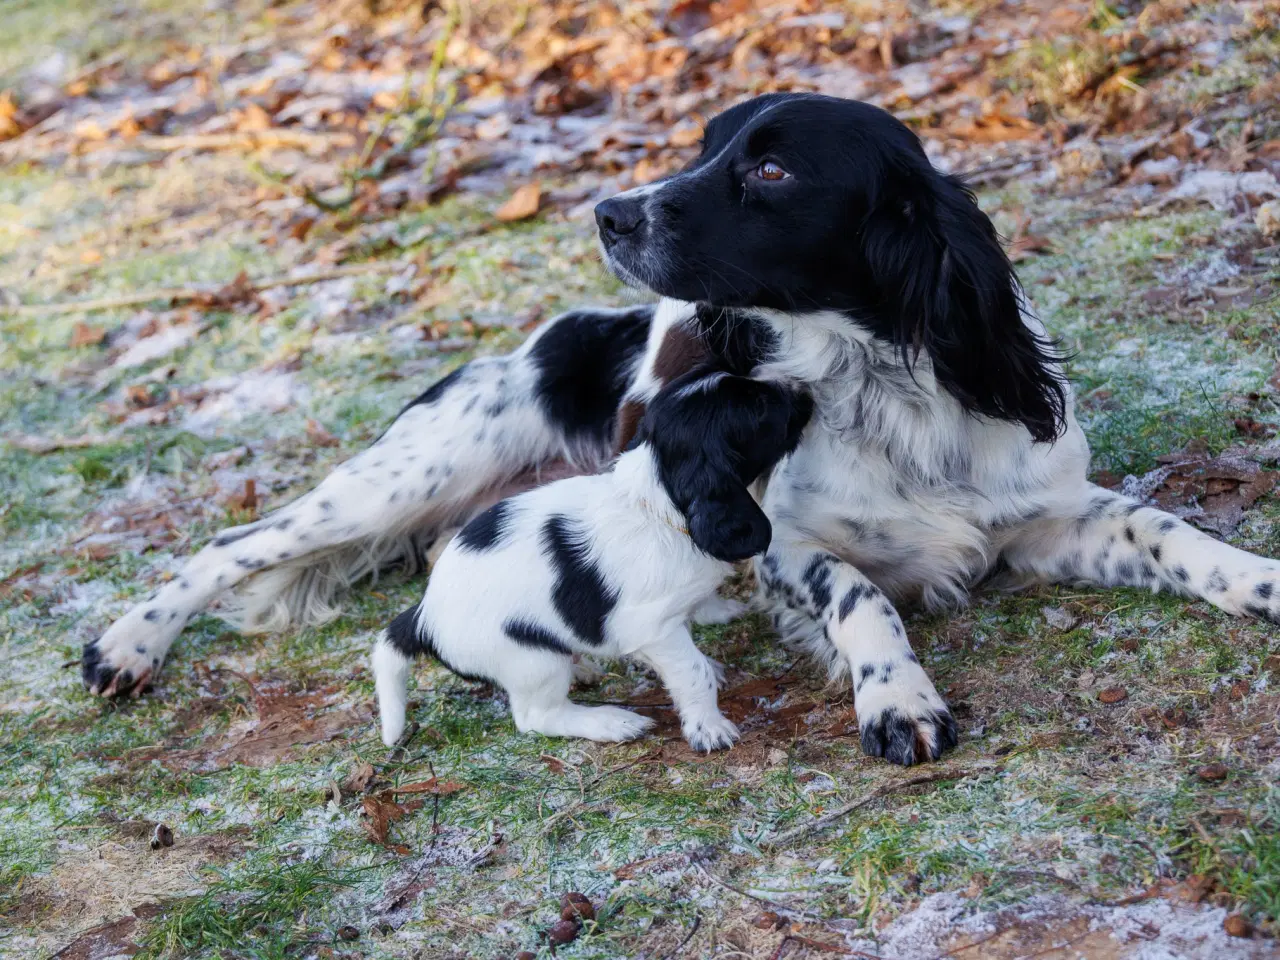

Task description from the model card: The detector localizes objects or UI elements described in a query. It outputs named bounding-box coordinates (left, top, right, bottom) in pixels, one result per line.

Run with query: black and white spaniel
left=373, top=357, right=812, bottom=752
left=84, top=92, right=1280, bottom=766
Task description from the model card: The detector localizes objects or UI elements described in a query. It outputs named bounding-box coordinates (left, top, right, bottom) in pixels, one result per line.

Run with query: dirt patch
left=848, top=891, right=1275, bottom=960
left=12, top=827, right=249, bottom=957
left=131, top=677, right=371, bottom=772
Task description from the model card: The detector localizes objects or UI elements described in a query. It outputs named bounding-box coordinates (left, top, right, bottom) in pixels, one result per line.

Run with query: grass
left=1, top=2, right=1279, bottom=957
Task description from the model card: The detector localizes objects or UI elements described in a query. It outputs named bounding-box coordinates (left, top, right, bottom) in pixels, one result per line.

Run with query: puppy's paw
left=683, top=712, right=740, bottom=753
left=584, top=706, right=656, bottom=743
left=82, top=637, right=159, bottom=698
left=691, top=596, right=749, bottom=626
left=855, top=660, right=957, bottom=766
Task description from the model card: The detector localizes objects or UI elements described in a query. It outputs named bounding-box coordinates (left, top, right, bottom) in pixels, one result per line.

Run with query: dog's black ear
left=687, top=491, right=773, bottom=562
left=863, top=166, right=1066, bottom=443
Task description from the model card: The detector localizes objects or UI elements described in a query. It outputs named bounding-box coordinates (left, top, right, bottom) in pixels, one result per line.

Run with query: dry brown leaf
left=361, top=791, right=424, bottom=846
left=388, top=777, right=466, bottom=796
left=69, top=322, right=106, bottom=348
left=1145, top=447, right=1277, bottom=535
left=495, top=183, right=541, bottom=222
left=305, top=419, right=340, bottom=447
left=341, top=760, right=376, bottom=794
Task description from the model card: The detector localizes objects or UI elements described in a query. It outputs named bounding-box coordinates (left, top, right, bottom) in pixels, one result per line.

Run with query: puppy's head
left=595, top=92, right=1066, bottom=443
left=639, top=370, right=813, bottom=561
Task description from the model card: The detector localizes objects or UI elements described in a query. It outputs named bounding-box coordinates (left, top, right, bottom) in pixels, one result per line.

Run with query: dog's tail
left=371, top=606, right=425, bottom=747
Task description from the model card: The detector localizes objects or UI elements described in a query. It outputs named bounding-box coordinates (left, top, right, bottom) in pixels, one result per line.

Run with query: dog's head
left=595, top=92, right=1066, bottom=443
left=639, top=370, right=813, bottom=561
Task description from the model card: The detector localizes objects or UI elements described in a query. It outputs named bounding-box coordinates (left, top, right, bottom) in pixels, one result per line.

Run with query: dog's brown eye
left=756, top=161, right=789, bottom=181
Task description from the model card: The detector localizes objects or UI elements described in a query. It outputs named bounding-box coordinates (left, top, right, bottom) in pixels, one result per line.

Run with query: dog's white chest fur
left=748, top=304, right=1092, bottom=608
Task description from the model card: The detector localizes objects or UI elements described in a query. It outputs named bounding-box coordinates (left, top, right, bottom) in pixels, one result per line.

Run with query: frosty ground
left=1, top=1, right=1278, bottom=958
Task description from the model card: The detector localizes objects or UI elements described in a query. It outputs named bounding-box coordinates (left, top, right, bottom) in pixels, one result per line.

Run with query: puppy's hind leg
left=507, top=654, right=654, bottom=744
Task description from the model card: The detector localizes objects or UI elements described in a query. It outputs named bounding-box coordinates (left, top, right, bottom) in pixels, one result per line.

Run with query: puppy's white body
left=373, top=448, right=741, bottom=751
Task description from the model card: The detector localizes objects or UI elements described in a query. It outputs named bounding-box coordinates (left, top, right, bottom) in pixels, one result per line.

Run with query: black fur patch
left=403, top=364, right=467, bottom=411
left=502, top=618, right=574, bottom=656
left=541, top=515, right=618, bottom=647
left=1172, top=565, right=1190, bottom=583
left=212, top=526, right=257, bottom=548
left=1206, top=568, right=1229, bottom=593
left=838, top=583, right=872, bottom=622
left=860, top=707, right=958, bottom=766
left=456, top=500, right=514, bottom=552
left=1254, top=581, right=1274, bottom=600
left=802, top=554, right=835, bottom=613
left=1158, top=517, right=1179, bottom=534
left=529, top=306, right=653, bottom=451
left=81, top=640, right=131, bottom=695
left=388, top=606, right=490, bottom=683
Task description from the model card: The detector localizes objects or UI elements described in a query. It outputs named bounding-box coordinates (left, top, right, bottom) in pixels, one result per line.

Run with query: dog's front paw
left=855, top=660, right=957, bottom=766
left=683, top=711, right=740, bottom=753
left=82, top=637, right=158, bottom=698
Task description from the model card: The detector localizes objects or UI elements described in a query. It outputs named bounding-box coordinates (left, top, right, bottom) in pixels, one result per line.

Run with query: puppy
left=372, top=367, right=813, bottom=751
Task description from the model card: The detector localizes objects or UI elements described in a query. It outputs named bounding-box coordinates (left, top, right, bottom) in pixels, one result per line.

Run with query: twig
left=106, top=130, right=357, bottom=154
left=929, top=928, right=1007, bottom=959
left=658, top=913, right=702, bottom=960
left=585, top=747, right=662, bottom=788
left=690, top=860, right=843, bottom=932
left=428, top=760, right=441, bottom=849
left=787, top=933, right=874, bottom=957
left=3, top=261, right=406, bottom=317
left=763, top=767, right=990, bottom=850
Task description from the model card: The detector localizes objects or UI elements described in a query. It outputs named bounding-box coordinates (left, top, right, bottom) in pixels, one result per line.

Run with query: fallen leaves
left=495, top=182, right=542, bottom=222
left=1123, top=443, right=1278, bottom=536
left=137, top=680, right=370, bottom=772
left=69, top=322, right=106, bottom=348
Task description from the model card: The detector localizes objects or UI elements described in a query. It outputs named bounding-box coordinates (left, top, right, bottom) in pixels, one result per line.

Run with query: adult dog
left=83, top=93, right=1280, bottom=766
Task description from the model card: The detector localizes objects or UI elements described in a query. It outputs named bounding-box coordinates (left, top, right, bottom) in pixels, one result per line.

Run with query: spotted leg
left=1001, top=484, right=1280, bottom=620
left=83, top=306, right=655, bottom=697
left=757, top=543, right=957, bottom=766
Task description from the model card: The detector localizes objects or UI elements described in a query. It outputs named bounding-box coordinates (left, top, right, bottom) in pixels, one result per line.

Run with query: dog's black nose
left=594, top=197, right=646, bottom=240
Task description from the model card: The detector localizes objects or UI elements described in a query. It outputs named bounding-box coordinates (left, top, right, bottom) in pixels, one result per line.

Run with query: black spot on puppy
left=143, top=610, right=160, bottom=622
left=502, top=618, right=574, bottom=656
left=457, top=500, right=514, bottom=552
left=388, top=605, right=490, bottom=683
left=541, top=514, right=618, bottom=647
left=1254, top=581, right=1274, bottom=600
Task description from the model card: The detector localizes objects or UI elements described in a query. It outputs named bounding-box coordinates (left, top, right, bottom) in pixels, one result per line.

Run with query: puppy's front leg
left=628, top=620, right=739, bottom=752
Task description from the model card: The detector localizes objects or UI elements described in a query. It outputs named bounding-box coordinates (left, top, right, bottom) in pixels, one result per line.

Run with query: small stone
left=1256, top=200, right=1280, bottom=239
left=1042, top=605, right=1078, bottom=631
left=516, top=953, right=537, bottom=960
left=1097, top=686, right=1128, bottom=704
left=149, top=823, right=174, bottom=849
left=547, top=920, right=579, bottom=945
left=336, top=925, right=360, bottom=941
left=1197, top=763, right=1229, bottom=782
left=559, top=891, right=594, bottom=923
left=1223, top=913, right=1251, bottom=938
left=753, top=910, right=783, bottom=930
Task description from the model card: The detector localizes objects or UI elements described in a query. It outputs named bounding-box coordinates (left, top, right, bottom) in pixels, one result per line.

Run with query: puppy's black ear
left=688, top=491, right=773, bottom=562
left=863, top=166, right=1067, bottom=443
